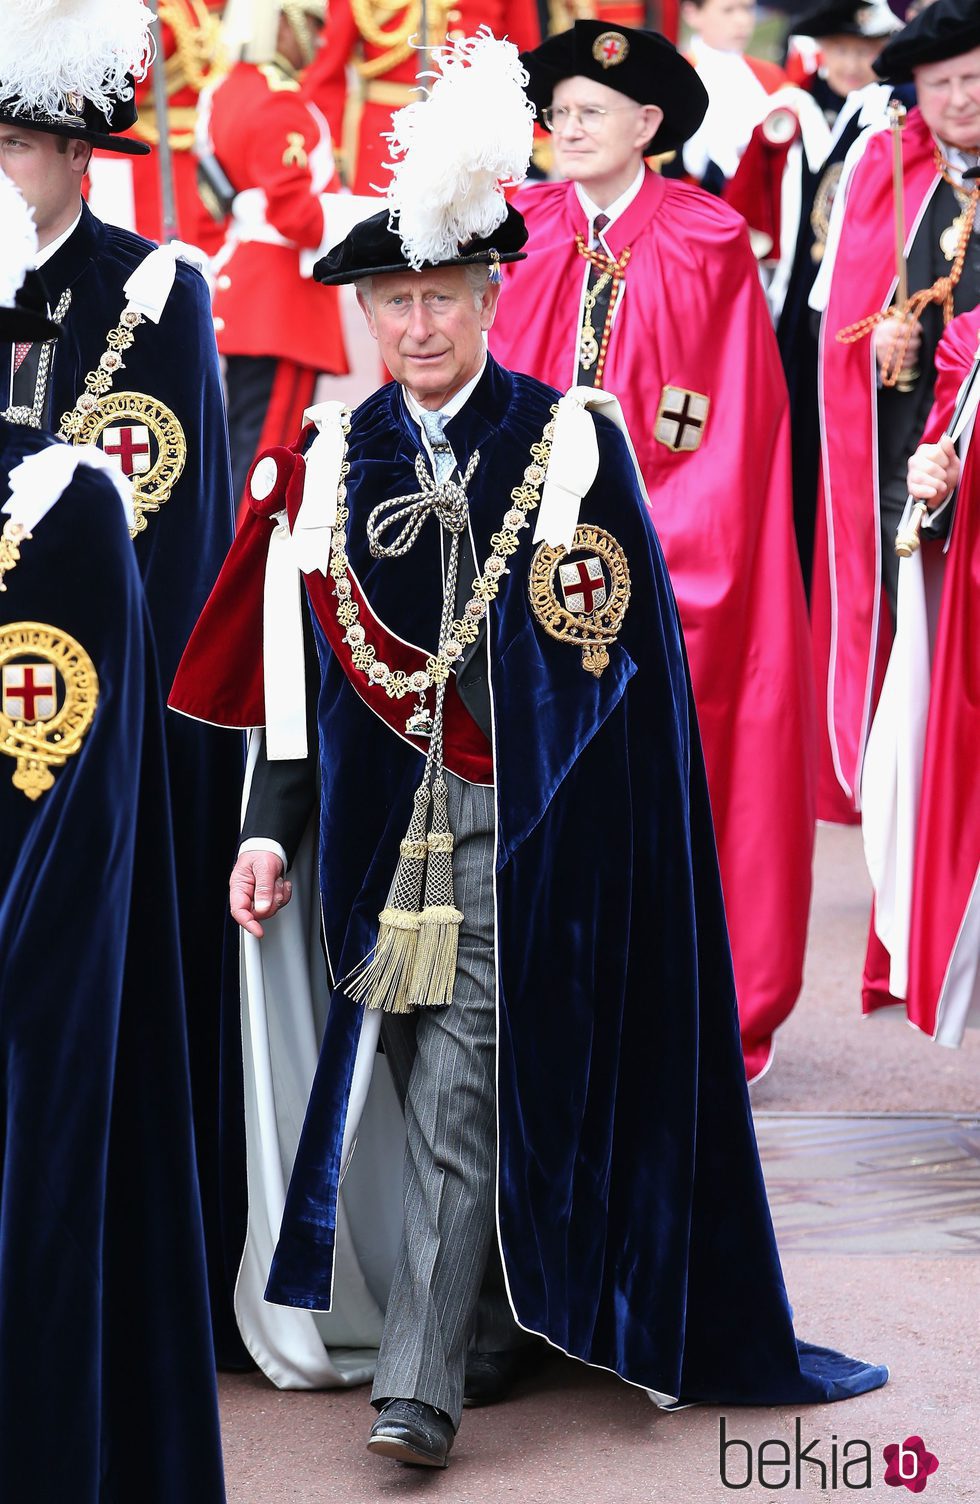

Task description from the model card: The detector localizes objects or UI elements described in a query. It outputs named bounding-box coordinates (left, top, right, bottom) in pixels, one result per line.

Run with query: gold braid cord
left=574, top=235, right=631, bottom=389
left=163, top=0, right=225, bottom=94
left=340, top=403, right=560, bottom=1016
left=836, top=149, right=980, bottom=387
left=351, top=0, right=453, bottom=79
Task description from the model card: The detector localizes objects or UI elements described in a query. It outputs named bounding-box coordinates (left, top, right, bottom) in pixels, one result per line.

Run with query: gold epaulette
left=259, top=61, right=301, bottom=93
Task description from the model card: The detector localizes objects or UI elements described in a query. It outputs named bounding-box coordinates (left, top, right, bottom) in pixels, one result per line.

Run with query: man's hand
left=873, top=315, right=921, bottom=374
left=229, top=850, right=292, bottom=938
left=908, top=434, right=960, bottom=510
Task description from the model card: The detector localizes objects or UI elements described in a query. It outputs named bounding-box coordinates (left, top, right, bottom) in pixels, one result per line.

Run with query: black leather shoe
left=367, top=1399, right=455, bottom=1468
left=462, top=1345, right=545, bottom=1407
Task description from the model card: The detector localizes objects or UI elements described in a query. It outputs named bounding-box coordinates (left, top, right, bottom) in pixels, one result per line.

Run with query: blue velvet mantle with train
left=0, top=204, right=248, bottom=1364
left=257, top=359, right=887, bottom=1404
left=0, top=419, right=225, bottom=1501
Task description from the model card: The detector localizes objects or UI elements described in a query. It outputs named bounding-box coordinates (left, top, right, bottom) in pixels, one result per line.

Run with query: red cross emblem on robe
left=100, top=423, right=153, bottom=477
left=558, top=555, right=608, bottom=614
left=2, top=661, right=57, bottom=723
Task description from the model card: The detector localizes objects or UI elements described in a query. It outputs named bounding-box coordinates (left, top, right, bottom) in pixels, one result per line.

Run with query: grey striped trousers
left=371, top=773, right=520, bottom=1427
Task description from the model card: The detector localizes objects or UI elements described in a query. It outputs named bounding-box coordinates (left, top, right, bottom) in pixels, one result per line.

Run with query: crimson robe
left=817, top=108, right=941, bottom=806
left=862, top=308, right=980, bottom=1044
left=490, top=168, right=816, bottom=1083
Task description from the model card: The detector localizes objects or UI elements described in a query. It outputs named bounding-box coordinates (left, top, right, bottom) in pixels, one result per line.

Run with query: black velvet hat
left=519, top=21, right=709, bottom=155
left=874, top=0, right=980, bottom=82
left=313, top=203, right=528, bottom=286
left=793, top=1, right=900, bottom=41
left=0, top=77, right=149, bottom=157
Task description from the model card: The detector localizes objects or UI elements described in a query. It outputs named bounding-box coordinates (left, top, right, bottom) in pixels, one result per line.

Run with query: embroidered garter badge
left=529, top=525, right=630, bottom=678
left=593, top=31, right=629, bottom=68
left=654, top=386, right=710, bottom=453
left=68, top=391, right=187, bottom=538
left=0, top=622, right=99, bottom=800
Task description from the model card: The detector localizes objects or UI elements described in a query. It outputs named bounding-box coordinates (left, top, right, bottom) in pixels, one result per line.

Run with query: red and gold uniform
left=87, top=0, right=226, bottom=251
left=306, top=0, right=541, bottom=193
left=206, top=55, right=349, bottom=509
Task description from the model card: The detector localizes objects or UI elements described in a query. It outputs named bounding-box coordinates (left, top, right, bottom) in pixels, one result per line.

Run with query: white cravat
left=575, top=163, right=645, bottom=253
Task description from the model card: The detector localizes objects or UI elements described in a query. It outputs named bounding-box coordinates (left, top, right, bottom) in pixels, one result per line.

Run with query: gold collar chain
left=327, top=403, right=559, bottom=731
left=0, top=518, right=30, bottom=591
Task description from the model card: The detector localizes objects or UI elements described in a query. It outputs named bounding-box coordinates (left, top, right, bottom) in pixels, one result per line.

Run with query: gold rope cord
left=351, top=0, right=452, bottom=80
left=836, top=149, right=980, bottom=387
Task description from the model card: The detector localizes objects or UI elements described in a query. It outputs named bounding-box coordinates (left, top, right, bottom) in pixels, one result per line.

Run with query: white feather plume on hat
left=0, top=169, right=39, bottom=311
left=383, top=29, right=535, bottom=272
left=0, top=0, right=154, bottom=123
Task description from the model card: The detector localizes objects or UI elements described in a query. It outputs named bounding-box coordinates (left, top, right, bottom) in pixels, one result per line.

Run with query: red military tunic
left=306, top=0, right=540, bottom=195
left=490, top=169, right=817, bottom=1083
left=87, top=0, right=225, bottom=252
left=207, top=59, right=348, bottom=375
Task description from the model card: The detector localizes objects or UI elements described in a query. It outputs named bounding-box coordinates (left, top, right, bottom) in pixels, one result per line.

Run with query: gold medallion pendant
left=529, top=524, right=631, bottom=677
left=810, top=161, right=843, bottom=264
left=0, top=623, right=99, bottom=800
left=67, top=391, right=187, bottom=537
left=940, top=213, right=968, bottom=262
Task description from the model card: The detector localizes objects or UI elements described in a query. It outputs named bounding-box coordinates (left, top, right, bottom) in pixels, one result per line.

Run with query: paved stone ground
left=219, top=824, right=979, bottom=1502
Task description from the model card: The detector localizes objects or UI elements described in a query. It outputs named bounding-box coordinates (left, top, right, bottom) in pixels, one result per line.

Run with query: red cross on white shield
left=559, top=556, right=607, bottom=614
left=2, top=662, right=57, bottom=722
left=101, top=423, right=152, bottom=477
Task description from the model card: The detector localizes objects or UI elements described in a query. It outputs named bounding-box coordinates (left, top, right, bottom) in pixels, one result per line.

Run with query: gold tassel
left=410, top=904, right=463, bottom=1008
left=346, top=784, right=430, bottom=1012
left=407, top=778, right=462, bottom=1008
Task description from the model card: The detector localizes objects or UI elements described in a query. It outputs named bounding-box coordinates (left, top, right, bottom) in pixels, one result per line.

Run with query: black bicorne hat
left=519, top=20, right=709, bottom=156
left=792, top=1, right=900, bottom=41
left=0, top=75, right=149, bottom=156
left=874, top=0, right=980, bottom=83
left=314, top=203, right=528, bottom=287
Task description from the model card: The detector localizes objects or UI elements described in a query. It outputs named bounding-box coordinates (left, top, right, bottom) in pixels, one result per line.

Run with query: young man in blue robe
left=0, top=0, right=247, bottom=1365
left=173, top=33, right=888, bottom=1472
left=0, top=170, right=226, bottom=1504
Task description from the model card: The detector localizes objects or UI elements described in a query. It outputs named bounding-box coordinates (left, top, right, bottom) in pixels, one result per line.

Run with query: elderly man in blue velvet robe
left=173, top=33, right=888, bottom=1473
left=0, top=0, right=247, bottom=1365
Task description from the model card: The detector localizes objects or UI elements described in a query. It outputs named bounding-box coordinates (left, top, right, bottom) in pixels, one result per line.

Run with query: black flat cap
left=520, top=20, right=708, bottom=155
left=874, top=0, right=980, bottom=82
left=793, top=1, right=900, bottom=41
left=314, top=203, right=528, bottom=286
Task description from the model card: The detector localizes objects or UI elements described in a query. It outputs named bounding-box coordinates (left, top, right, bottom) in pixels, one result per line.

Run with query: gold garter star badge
left=67, top=391, right=187, bottom=537
left=0, top=623, right=99, bottom=800
left=529, top=525, right=631, bottom=678
left=593, top=31, right=629, bottom=68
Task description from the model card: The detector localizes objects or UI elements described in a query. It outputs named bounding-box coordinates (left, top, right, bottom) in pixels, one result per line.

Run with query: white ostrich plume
left=0, top=0, right=154, bottom=125
left=0, top=170, right=39, bottom=311
left=383, top=29, right=535, bottom=271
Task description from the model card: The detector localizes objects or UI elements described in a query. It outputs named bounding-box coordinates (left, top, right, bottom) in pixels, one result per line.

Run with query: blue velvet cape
left=265, top=359, right=887, bottom=1405
left=1, top=205, right=248, bottom=1363
left=0, top=420, right=225, bottom=1501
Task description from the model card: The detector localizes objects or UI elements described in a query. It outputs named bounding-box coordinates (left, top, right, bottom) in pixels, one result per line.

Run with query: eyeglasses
left=541, top=103, right=641, bottom=136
